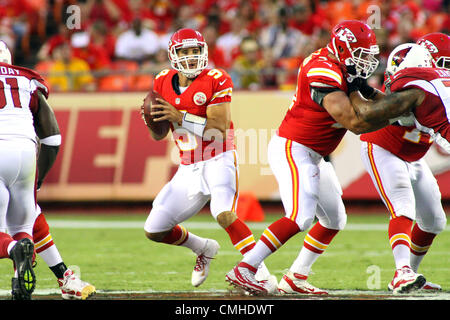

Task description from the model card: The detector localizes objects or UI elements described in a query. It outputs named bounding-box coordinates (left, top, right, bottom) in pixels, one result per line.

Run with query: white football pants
left=144, top=150, right=239, bottom=233
left=268, top=134, right=347, bottom=231
left=361, top=141, right=446, bottom=234
left=0, top=139, right=37, bottom=236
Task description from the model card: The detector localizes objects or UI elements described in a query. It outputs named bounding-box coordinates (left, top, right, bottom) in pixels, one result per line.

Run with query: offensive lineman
left=358, top=39, right=449, bottom=294
left=141, top=28, right=276, bottom=288
left=226, top=20, right=397, bottom=295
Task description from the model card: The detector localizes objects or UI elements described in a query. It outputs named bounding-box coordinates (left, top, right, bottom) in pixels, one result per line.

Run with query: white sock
left=38, top=245, right=64, bottom=267
left=290, top=246, right=320, bottom=276
left=242, top=241, right=272, bottom=268
left=181, top=233, right=208, bottom=255
left=392, top=244, right=411, bottom=269
left=410, top=253, right=425, bottom=273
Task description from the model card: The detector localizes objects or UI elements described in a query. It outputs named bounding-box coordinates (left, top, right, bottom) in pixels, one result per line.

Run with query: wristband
left=40, top=134, right=62, bottom=146
left=181, top=112, right=207, bottom=137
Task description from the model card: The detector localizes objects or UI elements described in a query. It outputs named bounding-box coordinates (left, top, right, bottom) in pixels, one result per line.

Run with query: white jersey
left=0, top=62, right=49, bottom=143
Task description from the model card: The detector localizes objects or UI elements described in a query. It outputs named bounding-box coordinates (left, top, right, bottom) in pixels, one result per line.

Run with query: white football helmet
left=0, top=40, right=12, bottom=64
left=386, top=43, right=432, bottom=76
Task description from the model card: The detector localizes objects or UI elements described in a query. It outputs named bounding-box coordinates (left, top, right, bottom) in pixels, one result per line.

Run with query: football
left=141, top=90, right=170, bottom=136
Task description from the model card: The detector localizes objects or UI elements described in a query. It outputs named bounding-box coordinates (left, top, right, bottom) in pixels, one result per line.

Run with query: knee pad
left=419, top=214, right=447, bottom=234
left=326, top=212, right=347, bottom=231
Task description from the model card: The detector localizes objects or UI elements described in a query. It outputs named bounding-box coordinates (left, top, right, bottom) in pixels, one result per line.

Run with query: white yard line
left=45, top=220, right=450, bottom=231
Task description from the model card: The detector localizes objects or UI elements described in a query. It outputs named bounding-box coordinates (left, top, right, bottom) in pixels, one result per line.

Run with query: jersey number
left=0, top=78, right=21, bottom=109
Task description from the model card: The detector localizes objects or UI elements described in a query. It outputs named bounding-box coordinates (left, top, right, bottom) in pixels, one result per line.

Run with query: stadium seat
left=133, top=74, right=153, bottom=91
left=97, top=60, right=139, bottom=91
left=97, top=75, right=131, bottom=92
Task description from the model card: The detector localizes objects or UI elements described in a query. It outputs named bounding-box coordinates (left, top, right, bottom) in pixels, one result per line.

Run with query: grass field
left=0, top=211, right=449, bottom=300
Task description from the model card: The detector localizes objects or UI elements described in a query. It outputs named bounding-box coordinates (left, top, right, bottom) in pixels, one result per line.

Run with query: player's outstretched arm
left=350, top=88, right=425, bottom=123
left=322, top=90, right=389, bottom=134
left=33, top=91, right=61, bottom=189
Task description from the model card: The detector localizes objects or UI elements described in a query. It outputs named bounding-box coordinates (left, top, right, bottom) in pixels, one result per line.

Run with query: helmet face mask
left=435, top=56, right=450, bottom=70
left=350, top=46, right=380, bottom=79
left=168, top=29, right=208, bottom=79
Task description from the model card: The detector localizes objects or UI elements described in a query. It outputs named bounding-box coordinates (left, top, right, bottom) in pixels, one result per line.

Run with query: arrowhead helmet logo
left=418, top=39, right=438, bottom=54
left=336, top=28, right=357, bottom=43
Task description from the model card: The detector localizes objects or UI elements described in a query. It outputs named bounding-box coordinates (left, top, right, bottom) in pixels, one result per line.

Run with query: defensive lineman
left=0, top=40, right=57, bottom=299
left=358, top=39, right=449, bottom=293
left=0, top=41, right=96, bottom=299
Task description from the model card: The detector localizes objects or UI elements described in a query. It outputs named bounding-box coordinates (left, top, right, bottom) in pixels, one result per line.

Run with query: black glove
left=347, top=77, right=363, bottom=94
left=347, top=77, right=376, bottom=98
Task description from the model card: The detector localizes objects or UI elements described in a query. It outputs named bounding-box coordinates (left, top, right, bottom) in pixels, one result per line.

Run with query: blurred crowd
left=0, top=0, right=448, bottom=92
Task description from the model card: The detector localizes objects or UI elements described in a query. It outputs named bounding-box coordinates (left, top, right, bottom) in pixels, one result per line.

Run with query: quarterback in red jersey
left=359, top=37, right=449, bottom=294
left=226, top=20, right=395, bottom=295
left=141, top=28, right=276, bottom=289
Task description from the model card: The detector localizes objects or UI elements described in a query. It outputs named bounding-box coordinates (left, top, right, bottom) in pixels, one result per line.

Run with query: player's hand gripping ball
left=141, top=90, right=170, bottom=136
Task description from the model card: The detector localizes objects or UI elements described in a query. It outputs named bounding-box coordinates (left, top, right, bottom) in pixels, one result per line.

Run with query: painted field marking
left=45, top=220, right=450, bottom=231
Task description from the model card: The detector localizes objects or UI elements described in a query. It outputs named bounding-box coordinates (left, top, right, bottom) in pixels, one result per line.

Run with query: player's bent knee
left=216, top=211, right=237, bottom=229
left=422, top=215, right=447, bottom=234
left=145, top=230, right=170, bottom=242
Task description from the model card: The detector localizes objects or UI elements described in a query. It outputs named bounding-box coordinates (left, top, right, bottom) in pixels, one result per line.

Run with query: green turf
left=0, top=212, right=449, bottom=294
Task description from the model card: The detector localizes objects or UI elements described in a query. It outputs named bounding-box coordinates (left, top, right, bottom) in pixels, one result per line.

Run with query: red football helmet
left=168, top=28, right=208, bottom=78
left=327, top=20, right=379, bottom=79
left=417, top=32, right=450, bottom=70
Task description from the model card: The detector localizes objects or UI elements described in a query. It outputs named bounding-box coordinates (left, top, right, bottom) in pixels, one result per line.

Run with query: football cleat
left=226, top=262, right=276, bottom=295
left=9, top=238, right=36, bottom=300
left=58, top=269, right=96, bottom=300
left=254, top=262, right=278, bottom=294
left=421, top=281, right=441, bottom=291
left=389, top=266, right=426, bottom=294
left=388, top=279, right=442, bottom=292
left=278, top=271, right=328, bottom=295
left=191, top=239, right=220, bottom=287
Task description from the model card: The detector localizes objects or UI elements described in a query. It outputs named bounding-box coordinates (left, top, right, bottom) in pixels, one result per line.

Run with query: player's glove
left=347, top=77, right=376, bottom=99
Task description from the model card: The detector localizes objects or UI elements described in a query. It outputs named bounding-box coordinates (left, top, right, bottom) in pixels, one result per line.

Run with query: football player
left=0, top=40, right=55, bottom=299
left=141, top=28, right=276, bottom=288
left=226, top=20, right=395, bottom=295
left=359, top=35, right=449, bottom=294
left=0, top=41, right=95, bottom=300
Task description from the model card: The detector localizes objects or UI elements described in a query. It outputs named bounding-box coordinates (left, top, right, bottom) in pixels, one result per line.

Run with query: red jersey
left=277, top=47, right=348, bottom=156
left=153, top=68, right=235, bottom=165
left=361, top=67, right=450, bottom=159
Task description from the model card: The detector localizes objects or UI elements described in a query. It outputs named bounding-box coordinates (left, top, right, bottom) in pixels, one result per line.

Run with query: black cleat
left=9, top=238, right=36, bottom=300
